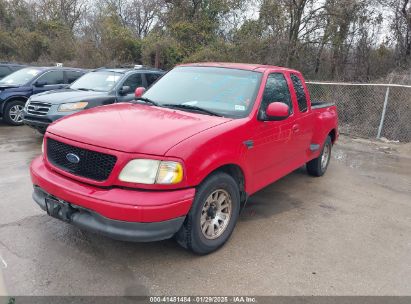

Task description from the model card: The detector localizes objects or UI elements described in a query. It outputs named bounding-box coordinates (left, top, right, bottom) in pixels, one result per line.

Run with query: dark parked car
left=23, top=66, right=164, bottom=134
left=0, top=67, right=85, bottom=125
left=0, top=63, right=26, bottom=80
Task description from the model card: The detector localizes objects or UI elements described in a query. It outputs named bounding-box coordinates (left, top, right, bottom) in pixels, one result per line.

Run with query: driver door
left=248, top=72, right=297, bottom=190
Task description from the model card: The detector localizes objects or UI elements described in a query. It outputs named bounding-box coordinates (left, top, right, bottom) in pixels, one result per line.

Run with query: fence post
left=377, top=86, right=390, bottom=139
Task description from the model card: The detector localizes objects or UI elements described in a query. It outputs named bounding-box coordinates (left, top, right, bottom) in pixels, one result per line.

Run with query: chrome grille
left=26, top=101, right=52, bottom=116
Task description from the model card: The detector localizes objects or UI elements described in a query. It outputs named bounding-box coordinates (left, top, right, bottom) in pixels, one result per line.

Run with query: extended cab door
left=248, top=72, right=297, bottom=190
left=288, top=73, right=314, bottom=162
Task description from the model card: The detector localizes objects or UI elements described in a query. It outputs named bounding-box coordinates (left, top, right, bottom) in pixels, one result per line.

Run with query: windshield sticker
left=27, top=69, right=40, bottom=76
left=235, top=105, right=246, bottom=111
left=106, top=75, right=120, bottom=82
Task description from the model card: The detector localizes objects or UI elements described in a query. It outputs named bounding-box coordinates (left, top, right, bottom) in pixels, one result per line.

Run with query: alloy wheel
left=200, top=189, right=232, bottom=240
left=9, top=104, right=24, bottom=123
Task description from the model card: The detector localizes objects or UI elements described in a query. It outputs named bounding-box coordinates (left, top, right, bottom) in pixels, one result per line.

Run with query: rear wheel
left=3, top=100, right=26, bottom=125
left=307, top=136, right=332, bottom=177
left=175, top=172, right=240, bottom=254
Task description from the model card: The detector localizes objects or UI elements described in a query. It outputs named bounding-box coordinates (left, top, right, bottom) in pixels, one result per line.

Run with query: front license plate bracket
left=45, top=196, right=76, bottom=222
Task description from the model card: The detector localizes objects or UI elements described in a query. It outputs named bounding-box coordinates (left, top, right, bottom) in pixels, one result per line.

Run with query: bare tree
left=121, top=0, right=162, bottom=38
left=34, top=0, right=87, bottom=32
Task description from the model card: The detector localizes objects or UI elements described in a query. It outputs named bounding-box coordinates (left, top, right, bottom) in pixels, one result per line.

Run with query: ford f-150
left=30, top=62, right=338, bottom=254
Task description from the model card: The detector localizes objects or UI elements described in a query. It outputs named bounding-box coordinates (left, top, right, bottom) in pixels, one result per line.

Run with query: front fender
left=189, top=146, right=251, bottom=191
left=166, top=120, right=254, bottom=193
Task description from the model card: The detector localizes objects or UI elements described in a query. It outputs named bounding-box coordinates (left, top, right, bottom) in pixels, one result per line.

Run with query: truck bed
left=311, top=100, right=335, bottom=109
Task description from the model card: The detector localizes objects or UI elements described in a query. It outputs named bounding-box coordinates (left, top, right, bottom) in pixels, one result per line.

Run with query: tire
left=307, top=136, right=332, bottom=177
left=175, top=172, right=240, bottom=254
left=3, top=100, right=26, bottom=126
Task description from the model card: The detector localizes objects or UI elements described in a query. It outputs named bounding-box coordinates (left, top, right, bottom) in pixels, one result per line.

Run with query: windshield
left=143, top=66, right=263, bottom=118
left=70, top=71, right=122, bottom=92
left=0, top=68, right=42, bottom=85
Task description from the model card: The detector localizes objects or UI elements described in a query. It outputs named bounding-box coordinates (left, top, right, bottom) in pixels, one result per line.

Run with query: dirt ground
left=0, top=122, right=410, bottom=296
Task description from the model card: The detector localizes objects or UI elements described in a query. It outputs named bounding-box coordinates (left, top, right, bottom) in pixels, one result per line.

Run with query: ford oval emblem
left=66, top=153, right=80, bottom=164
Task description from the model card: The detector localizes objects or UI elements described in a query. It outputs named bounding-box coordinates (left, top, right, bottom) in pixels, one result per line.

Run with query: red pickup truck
left=30, top=63, right=338, bottom=254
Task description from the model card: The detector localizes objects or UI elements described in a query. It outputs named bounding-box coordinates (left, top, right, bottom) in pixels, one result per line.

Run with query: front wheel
left=306, top=136, right=332, bottom=177
left=175, top=172, right=240, bottom=254
left=3, top=100, right=26, bottom=126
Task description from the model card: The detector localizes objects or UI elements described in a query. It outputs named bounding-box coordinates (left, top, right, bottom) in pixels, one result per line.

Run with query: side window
left=290, top=74, right=308, bottom=112
left=122, top=74, right=143, bottom=92
left=0, top=67, right=11, bottom=78
left=146, top=73, right=161, bottom=87
left=66, top=71, right=83, bottom=84
left=37, top=71, right=64, bottom=85
left=259, top=73, right=292, bottom=119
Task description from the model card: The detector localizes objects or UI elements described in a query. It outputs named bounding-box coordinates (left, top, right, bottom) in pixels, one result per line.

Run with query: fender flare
left=192, top=160, right=251, bottom=193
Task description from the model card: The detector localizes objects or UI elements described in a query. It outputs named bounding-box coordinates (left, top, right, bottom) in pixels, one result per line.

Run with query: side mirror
left=135, top=87, right=146, bottom=98
left=119, top=86, right=131, bottom=95
left=264, top=102, right=290, bottom=121
left=34, top=80, right=47, bottom=87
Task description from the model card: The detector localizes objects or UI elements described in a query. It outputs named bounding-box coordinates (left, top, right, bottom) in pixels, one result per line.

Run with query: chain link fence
left=306, top=82, right=411, bottom=142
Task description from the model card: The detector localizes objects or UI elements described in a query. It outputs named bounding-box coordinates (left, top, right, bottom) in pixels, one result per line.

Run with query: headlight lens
left=119, top=159, right=183, bottom=184
left=41, top=137, right=45, bottom=154
left=58, top=102, right=88, bottom=112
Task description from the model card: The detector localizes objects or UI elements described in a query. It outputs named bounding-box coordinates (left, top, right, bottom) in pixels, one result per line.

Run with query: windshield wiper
left=134, top=97, right=159, bottom=106
left=75, top=88, right=92, bottom=91
left=162, top=104, right=222, bottom=117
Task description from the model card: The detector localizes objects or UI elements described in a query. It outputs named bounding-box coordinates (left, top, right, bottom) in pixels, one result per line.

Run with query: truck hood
left=31, top=89, right=106, bottom=104
left=47, top=103, right=232, bottom=155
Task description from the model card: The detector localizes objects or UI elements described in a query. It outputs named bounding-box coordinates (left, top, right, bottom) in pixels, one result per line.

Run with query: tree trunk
left=155, top=44, right=160, bottom=68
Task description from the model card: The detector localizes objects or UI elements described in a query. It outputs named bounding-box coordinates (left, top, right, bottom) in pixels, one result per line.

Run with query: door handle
left=292, top=124, right=300, bottom=133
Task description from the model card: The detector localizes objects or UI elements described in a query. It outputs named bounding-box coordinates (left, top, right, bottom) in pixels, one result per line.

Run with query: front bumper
left=30, top=156, right=195, bottom=241
left=33, top=186, right=185, bottom=242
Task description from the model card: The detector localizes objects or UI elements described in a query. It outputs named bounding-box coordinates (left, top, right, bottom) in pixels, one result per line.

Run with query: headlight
left=41, top=137, right=45, bottom=154
left=119, top=159, right=183, bottom=184
left=58, top=102, right=88, bottom=112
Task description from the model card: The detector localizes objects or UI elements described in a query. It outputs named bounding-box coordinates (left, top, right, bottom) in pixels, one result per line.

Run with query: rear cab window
left=290, top=74, right=308, bottom=112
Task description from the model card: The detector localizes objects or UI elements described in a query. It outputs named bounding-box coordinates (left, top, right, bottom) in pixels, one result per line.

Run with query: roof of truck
left=179, top=62, right=300, bottom=73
